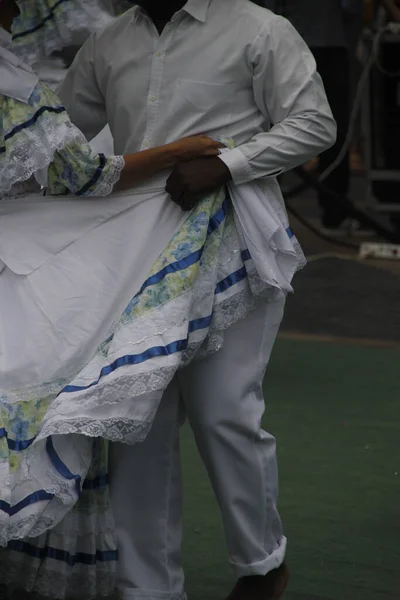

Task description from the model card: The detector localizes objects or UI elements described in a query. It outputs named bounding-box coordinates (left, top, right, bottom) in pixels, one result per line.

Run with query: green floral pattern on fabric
left=47, top=139, right=123, bottom=196
left=11, top=0, right=112, bottom=64
left=0, top=184, right=235, bottom=466
left=120, top=195, right=231, bottom=324
left=1, top=80, right=123, bottom=196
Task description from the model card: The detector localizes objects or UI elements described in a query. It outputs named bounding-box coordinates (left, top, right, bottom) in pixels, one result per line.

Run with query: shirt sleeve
left=219, top=16, right=337, bottom=185
left=57, top=33, right=107, bottom=142
left=47, top=139, right=124, bottom=197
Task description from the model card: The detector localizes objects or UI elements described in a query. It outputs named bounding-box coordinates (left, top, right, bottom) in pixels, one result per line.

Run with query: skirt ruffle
left=0, top=187, right=274, bottom=598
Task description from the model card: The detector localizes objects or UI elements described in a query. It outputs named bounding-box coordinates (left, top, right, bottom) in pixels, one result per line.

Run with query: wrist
left=215, top=156, right=233, bottom=184
left=217, top=148, right=251, bottom=185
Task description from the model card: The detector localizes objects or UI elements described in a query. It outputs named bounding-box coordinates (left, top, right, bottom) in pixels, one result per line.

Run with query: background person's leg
left=109, top=379, right=185, bottom=600
left=178, top=298, right=286, bottom=579
left=312, top=46, right=350, bottom=229
left=344, top=10, right=365, bottom=173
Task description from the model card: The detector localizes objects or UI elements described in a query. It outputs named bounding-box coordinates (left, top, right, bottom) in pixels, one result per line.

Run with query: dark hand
left=165, top=157, right=232, bottom=211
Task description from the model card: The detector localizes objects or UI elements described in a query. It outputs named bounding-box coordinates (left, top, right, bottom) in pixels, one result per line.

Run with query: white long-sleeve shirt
left=59, top=0, right=336, bottom=195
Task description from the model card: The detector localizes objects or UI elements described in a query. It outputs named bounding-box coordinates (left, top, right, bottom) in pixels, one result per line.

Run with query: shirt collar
left=182, top=0, right=212, bottom=22
left=0, top=27, right=13, bottom=50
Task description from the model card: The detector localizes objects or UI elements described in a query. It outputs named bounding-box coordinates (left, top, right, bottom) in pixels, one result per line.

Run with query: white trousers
left=109, top=297, right=287, bottom=600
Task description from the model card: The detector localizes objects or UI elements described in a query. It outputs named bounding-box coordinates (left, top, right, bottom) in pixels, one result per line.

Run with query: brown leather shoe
left=224, top=563, right=289, bottom=600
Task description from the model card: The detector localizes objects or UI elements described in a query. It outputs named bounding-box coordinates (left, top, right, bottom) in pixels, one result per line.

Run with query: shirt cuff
left=218, top=147, right=254, bottom=185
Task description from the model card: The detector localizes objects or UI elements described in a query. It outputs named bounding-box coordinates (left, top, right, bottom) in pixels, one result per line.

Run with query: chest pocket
left=176, top=79, right=235, bottom=113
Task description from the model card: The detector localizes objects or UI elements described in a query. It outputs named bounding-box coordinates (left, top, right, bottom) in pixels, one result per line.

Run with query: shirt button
left=151, top=95, right=157, bottom=102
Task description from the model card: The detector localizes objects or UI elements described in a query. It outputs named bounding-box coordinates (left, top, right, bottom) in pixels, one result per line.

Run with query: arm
left=57, top=34, right=107, bottom=141
left=117, top=137, right=222, bottom=191
left=166, top=16, right=336, bottom=209
left=47, top=136, right=222, bottom=197
left=219, top=16, right=337, bottom=185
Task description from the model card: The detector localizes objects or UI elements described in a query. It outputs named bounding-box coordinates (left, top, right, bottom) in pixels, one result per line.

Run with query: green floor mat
left=182, top=339, right=400, bottom=600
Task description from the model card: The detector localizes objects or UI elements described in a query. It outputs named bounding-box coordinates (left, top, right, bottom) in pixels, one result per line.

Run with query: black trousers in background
left=311, top=47, right=350, bottom=227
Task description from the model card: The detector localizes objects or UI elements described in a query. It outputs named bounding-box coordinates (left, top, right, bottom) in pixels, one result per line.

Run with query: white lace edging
left=36, top=273, right=273, bottom=445
left=85, top=155, right=125, bottom=197
left=0, top=285, right=272, bottom=544
left=0, top=208, right=277, bottom=546
left=0, top=560, right=119, bottom=599
left=0, top=112, right=87, bottom=195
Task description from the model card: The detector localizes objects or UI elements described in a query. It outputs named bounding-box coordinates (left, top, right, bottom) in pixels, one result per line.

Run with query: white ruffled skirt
left=0, top=182, right=277, bottom=598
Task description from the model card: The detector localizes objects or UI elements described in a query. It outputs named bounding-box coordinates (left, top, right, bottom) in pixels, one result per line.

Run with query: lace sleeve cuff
left=47, top=144, right=125, bottom=197
left=73, top=154, right=125, bottom=197
left=0, top=82, right=88, bottom=195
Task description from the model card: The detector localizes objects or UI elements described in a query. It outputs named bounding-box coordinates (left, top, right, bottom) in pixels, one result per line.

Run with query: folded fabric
left=227, top=178, right=306, bottom=293
left=0, top=42, right=39, bottom=102
left=0, top=187, right=164, bottom=274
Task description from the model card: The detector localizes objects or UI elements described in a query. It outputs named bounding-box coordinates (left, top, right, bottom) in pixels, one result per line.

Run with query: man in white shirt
left=59, top=2, right=336, bottom=599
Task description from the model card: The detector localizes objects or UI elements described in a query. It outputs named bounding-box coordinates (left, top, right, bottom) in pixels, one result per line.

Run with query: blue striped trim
left=0, top=428, right=35, bottom=451
left=75, top=153, right=107, bottom=196
left=0, top=199, right=232, bottom=456
left=241, top=249, right=251, bottom=262
left=0, top=490, right=54, bottom=517
left=46, top=437, right=81, bottom=497
left=0, top=201, right=246, bottom=518
left=0, top=106, right=66, bottom=154
left=61, top=260, right=248, bottom=397
left=0, top=437, right=81, bottom=516
left=7, top=540, right=117, bottom=565
left=12, top=0, right=71, bottom=40
left=62, top=339, right=188, bottom=394
left=208, top=198, right=229, bottom=234
left=189, top=314, right=213, bottom=333
left=60, top=203, right=253, bottom=396
left=132, top=247, right=204, bottom=302
left=0, top=429, right=111, bottom=494
left=215, top=266, right=247, bottom=295
left=128, top=197, right=230, bottom=308
left=0, top=474, right=108, bottom=516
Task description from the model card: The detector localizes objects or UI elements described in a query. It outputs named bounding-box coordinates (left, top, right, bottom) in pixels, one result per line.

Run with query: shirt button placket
left=141, top=31, right=171, bottom=151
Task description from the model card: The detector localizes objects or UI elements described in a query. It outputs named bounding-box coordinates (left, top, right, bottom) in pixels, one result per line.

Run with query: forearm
left=115, top=145, right=181, bottom=191
left=47, top=134, right=221, bottom=196
left=220, top=109, right=337, bottom=185
left=47, top=146, right=177, bottom=197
